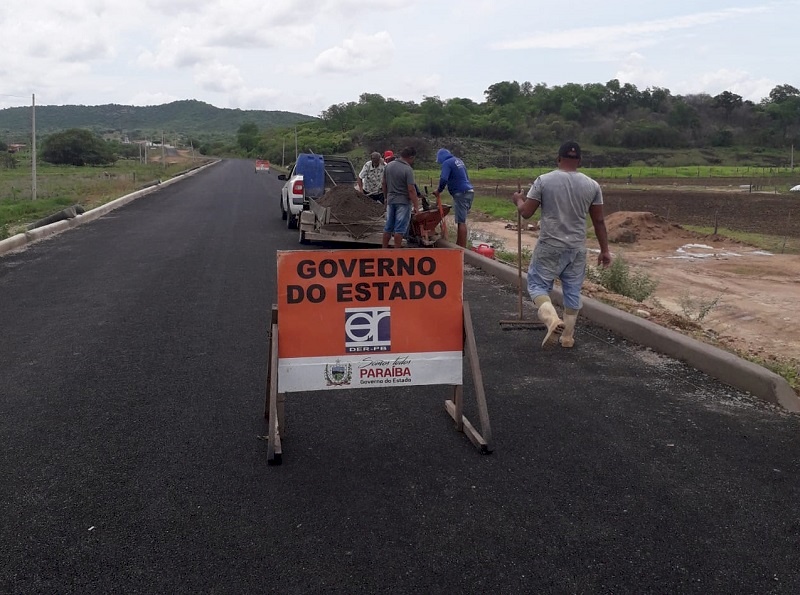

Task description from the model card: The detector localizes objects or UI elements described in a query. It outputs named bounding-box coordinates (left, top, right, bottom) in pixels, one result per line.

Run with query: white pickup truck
left=277, top=154, right=358, bottom=229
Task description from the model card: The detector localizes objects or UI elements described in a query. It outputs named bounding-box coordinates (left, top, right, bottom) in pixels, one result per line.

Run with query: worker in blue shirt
left=433, top=148, right=474, bottom=247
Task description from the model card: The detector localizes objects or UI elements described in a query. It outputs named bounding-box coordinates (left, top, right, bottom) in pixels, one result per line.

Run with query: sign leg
left=267, top=322, right=282, bottom=465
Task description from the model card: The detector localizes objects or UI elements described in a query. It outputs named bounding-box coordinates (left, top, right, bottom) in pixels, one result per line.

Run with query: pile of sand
left=312, top=185, right=386, bottom=238
left=605, top=211, right=699, bottom=244
left=315, top=185, right=385, bottom=222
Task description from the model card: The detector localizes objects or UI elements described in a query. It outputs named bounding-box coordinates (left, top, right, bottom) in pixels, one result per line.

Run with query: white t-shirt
left=527, top=170, right=603, bottom=249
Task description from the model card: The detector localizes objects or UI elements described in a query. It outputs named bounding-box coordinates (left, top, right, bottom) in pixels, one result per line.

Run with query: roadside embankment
left=0, top=161, right=219, bottom=257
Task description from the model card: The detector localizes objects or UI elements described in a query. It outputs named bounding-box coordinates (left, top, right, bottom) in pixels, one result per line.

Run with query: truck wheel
left=280, top=200, right=287, bottom=220
left=287, top=211, right=297, bottom=229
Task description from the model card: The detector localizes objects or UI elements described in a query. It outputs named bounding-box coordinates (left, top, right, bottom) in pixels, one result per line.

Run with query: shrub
left=679, top=292, right=723, bottom=321
left=41, top=128, right=115, bottom=166
left=587, top=256, right=658, bottom=302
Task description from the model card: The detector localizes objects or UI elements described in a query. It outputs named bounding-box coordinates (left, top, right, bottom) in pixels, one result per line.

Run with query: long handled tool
left=500, top=179, right=543, bottom=330
left=435, top=191, right=447, bottom=240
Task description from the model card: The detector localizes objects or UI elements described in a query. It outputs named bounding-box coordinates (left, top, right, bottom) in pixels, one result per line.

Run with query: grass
left=415, top=165, right=799, bottom=184
left=586, top=256, right=658, bottom=302
left=472, top=195, right=523, bottom=220
left=0, top=196, right=77, bottom=238
left=0, top=156, right=208, bottom=237
left=683, top=225, right=800, bottom=255
left=754, top=358, right=800, bottom=392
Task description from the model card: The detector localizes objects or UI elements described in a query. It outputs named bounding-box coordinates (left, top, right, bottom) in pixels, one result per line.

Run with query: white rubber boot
left=560, top=313, right=578, bottom=348
left=537, top=301, right=564, bottom=348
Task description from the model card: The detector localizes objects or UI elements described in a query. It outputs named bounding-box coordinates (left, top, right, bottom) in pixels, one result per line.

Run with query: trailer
left=298, top=195, right=451, bottom=247
left=298, top=196, right=385, bottom=245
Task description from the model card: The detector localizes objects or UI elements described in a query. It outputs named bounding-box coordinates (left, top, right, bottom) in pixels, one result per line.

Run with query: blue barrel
left=295, top=153, right=325, bottom=198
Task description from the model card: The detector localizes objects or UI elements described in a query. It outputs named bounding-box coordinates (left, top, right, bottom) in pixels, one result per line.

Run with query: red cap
left=383, top=150, right=394, bottom=159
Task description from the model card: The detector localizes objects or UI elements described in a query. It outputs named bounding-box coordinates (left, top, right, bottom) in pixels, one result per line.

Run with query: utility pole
left=31, top=93, right=37, bottom=200
left=294, top=126, right=298, bottom=160
left=161, top=131, right=165, bottom=169
left=282, top=137, right=285, bottom=168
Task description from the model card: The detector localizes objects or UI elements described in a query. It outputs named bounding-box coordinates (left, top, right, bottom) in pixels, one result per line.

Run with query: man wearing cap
left=433, top=148, right=474, bottom=247
left=511, top=140, right=612, bottom=349
left=357, top=152, right=386, bottom=203
left=383, top=150, right=395, bottom=164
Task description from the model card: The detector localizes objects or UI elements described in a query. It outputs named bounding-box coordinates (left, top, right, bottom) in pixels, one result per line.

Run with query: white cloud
left=403, top=74, right=443, bottom=99
left=127, top=91, right=181, bottom=107
left=194, top=61, right=244, bottom=93
left=679, top=69, right=776, bottom=102
left=230, top=87, right=282, bottom=110
left=314, top=32, right=394, bottom=73
left=0, top=0, right=796, bottom=113
left=615, top=53, right=667, bottom=89
left=490, top=7, right=771, bottom=52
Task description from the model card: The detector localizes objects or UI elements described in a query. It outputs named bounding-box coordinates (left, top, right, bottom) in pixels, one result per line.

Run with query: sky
left=1, top=0, right=798, bottom=116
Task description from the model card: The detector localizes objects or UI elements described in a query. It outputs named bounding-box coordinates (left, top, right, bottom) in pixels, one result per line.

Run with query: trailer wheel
left=286, top=211, right=298, bottom=229
left=280, top=199, right=287, bottom=220
left=299, top=229, right=309, bottom=245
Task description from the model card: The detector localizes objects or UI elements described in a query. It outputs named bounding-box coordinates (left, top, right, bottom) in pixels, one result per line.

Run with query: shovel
left=500, top=179, right=543, bottom=330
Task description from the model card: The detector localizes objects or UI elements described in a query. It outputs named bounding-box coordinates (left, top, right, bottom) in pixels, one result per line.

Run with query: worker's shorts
left=384, top=203, right=412, bottom=235
left=527, top=242, right=587, bottom=311
left=452, top=190, right=474, bottom=224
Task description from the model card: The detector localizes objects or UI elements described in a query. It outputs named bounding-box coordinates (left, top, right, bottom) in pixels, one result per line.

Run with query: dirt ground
left=463, top=205, right=800, bottom=372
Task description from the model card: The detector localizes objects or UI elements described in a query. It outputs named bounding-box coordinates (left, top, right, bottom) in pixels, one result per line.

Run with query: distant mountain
left=0, top=99, right=317, bottom=141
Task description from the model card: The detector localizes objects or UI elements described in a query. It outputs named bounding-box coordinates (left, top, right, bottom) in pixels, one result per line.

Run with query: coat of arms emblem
left=324, top=361, right=352, bottom=386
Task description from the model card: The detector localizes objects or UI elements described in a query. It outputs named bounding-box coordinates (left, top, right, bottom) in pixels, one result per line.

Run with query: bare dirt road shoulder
left=467, top=209, right=800, bottom=391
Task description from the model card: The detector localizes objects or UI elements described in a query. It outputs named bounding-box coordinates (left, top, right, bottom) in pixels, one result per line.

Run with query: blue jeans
left=527, top=242, right=588, bottom=310
left=452, top=190, right=474, bottom=224
left=384, top=203, right=412, bottom=235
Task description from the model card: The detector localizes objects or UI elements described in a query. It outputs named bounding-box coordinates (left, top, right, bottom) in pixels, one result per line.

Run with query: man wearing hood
left=433, top=148, right=474, bottom=247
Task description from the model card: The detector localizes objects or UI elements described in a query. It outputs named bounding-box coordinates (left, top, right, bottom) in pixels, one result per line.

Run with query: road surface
left=1, top=159, right=799, bottom=593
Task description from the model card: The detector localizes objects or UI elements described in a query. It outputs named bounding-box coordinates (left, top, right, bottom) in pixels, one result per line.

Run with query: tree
left=484, top=81, right=522, bottom=106
left=642, top=86, right=672, bottom=112
left=668, top=101, right=701, bottom=140
left=236, top=122, right=260, bottom=153
left=1, top=153, right=17, bottom=169
left=711, top=91, right=743, bottom=121
left=768, top=84, right=800, bottom=104
left=710, top=128, right=734, bottom=147
left=41, top=128, right=115, bottom=166
left=321, top=102, right=357, bottom=132
left=419, top=96, right=446, bottom=136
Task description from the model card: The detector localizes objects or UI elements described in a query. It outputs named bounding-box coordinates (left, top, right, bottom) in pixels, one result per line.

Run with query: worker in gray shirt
left=381, top=147, right=421, bottom=249
left=511, top=141, right=612, bottom=349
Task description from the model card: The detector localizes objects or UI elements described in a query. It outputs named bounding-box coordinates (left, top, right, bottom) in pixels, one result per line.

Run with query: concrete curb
left=439, top=239, right=800, bottom=412
left=0, top=160, right=220, bottom=257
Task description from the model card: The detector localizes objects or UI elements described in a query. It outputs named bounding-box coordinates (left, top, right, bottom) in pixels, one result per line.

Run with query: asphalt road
left=2, top=159, right=799, bottom=594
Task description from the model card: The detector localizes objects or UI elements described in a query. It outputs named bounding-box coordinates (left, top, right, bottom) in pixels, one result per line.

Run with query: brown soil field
left=461, top=181, right=800, bottom=388
left=601, top=187, right=800, bottom=239
left=474, top=181, right=800, bottom=238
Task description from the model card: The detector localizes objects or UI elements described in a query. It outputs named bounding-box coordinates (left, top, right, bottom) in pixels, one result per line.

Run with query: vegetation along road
left=2, top=160, right=800, bottom=593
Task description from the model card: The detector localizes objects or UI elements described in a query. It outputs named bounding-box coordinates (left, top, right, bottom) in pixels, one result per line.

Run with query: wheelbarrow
left=409, top=202, right=451, bottom=247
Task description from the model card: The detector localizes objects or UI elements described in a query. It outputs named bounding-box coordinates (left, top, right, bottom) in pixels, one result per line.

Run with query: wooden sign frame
left=263, top=301, right=492, bottom=465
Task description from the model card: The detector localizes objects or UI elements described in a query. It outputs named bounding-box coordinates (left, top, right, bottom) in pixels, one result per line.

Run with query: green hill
left=0, top=99, right=316, bottom=142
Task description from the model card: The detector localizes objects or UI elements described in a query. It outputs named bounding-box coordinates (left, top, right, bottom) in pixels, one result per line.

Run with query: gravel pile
left=316, top=185, right=385, bottom=223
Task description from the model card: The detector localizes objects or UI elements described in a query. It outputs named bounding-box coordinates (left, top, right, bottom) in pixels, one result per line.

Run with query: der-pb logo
left=345, top=307, right=391, bottom=353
